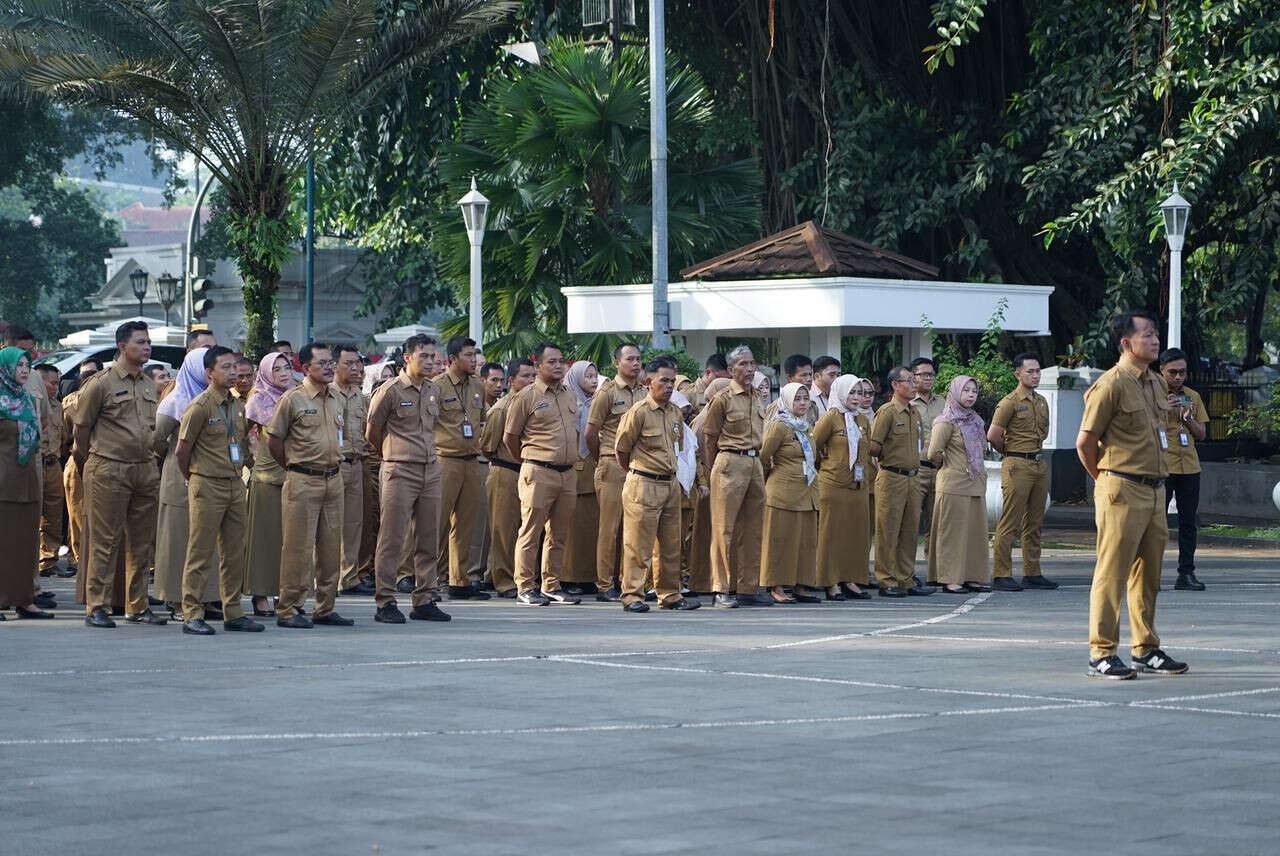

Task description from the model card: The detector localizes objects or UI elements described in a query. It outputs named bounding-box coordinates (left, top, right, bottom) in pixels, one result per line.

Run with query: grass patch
left=1204, top=524, right=1280, bottom=541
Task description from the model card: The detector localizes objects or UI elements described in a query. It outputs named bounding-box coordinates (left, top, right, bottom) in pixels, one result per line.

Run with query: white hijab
left=776, top=382, right=816, bottom=485
left=672, top=390, right=699, bottom=496
left=829, top=374, right=862, bottom=475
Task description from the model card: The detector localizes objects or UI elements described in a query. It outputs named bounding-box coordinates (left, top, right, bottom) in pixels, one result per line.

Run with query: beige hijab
left=691, top=377, right=732, bottom=434
left=828, top=374, right=862, bottom=473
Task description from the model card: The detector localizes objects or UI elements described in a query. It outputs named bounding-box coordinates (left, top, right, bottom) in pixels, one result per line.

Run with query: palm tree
left=0, top=0, right=516, bottom=355
left=431, top=38, right=762, bottom=365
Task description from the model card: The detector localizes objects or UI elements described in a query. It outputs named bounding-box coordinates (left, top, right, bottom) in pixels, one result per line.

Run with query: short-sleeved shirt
left=41, top=396, right=63, bottom=458
left=366, top=372, right=439, bottom=464
left=615, top=397, right=683, bottom=476
left=504, top=377, right=578, bottom=466
left=910, top=393, right=945, bottom=463
left=812, top=408, right=871, bottom=489
left=991, top=387, right=1050, bottom=453
left=330, top=381, right=369, bottom=459
left=266, top=377, right=342, bottom=469
left=764, top=397, right=818, bottom=428
left=179, top=386, right=247, bottom=478
left=1080, top=362, right=1169, bottom=479
left=73, top=363, right=158, bottom=462
left=928, top=421, right=986, bottom=497
left=586, top=376, right=646, bottom=458
left=432, top=367, right=486, bottom=458
left=701, top=380, right=765, bottom=451
left=1163, top=386, right=1209, bottom=475
left=869, top=399, right=923, bottom=470
left=481, top=394, right=519, bottom=464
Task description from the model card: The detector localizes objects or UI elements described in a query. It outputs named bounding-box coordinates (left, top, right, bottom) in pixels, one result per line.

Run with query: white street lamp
left=1160, top=182, right=1191, bottom=349
left=458, top=177, right=490, bottom=347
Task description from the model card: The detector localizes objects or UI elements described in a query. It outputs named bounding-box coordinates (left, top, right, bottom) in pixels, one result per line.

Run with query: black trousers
left=1165, top=472, right=1201, bottom=575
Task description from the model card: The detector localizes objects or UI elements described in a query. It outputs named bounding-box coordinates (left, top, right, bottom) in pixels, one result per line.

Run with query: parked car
left=34, top=346, right=182, bottom=397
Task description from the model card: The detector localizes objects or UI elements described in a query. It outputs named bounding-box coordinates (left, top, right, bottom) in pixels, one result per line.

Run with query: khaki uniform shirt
left=869, top=399, right=923, bottom=470
left=587, top=376, right=646, bottom=458
left=910, top=392, right=945, bottom=465
left=701, top=380, right=765, bottom=451
left=812, top=409, right=871, bottom=489
left=1163, top=386, right=1209, bottom=475
left=432, top=367, right=485, bottom=458
left=330, top=381, right=369, bottom=460
left=764, top=397, right=818, bottom=428
left=760, top=420, right=818, bottom=511
left=615, top=397, right=683, bottom=476
left=0, top=419, right=39, bottom=502
left=179, top=387, right=248, bottom=478
left=991, top=387, right=1050, bottom=453
left=366, top=372, right=439, bottom=464
left=481, top=395, right=519, bottom=464
left=267, top=377, right=342, bottom=469
left=1081, top=362, right=1169, bottom=479
left=504, top=377, right=579, bottom=466
left=73, top=363, right=158, bottom=462
left=42, top=396, right=63, bottom=459
left=928, top=421, right=986, bottom=497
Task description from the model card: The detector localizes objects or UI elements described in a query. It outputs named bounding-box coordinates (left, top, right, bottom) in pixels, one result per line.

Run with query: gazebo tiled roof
left=679, top=220, right=939, bottom=282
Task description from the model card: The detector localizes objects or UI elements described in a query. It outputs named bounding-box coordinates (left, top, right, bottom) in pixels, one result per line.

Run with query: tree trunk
left=228, top=176, right=293, bottom=358
left=239, top=254, right=280, bottom=359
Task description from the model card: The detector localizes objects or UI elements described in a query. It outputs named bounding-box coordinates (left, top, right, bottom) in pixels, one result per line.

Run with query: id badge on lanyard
left=229, top=442, right=242, bottom=465
left=462, top=416, right=474, bottom=439
left=1158, top=430, right=1168, bottom=450
left=854, top=464, right=865, bottom=483
left=1179, top=431, right=1189, bottom=447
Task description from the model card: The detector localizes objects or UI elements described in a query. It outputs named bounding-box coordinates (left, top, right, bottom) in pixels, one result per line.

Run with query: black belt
left=526, top=460, right=573, bottom=472
left=882, top=465, right=918, bottom=477
left=918, top=460, right=936, bottom=469
left=287, top=464, right=340, bottom=478
left=442, top=453, right=479, bottom=461
left=342, top=455, right=358, bottom=464
left=43, top=454, right=59, bottom=465
left=1004, top=450, right=1043, bottom=461
left=1103, top=470, right=1163, bottom=488
left=491, top=459, right=520, bottom=473
left=723, top=448, right=759, bottom=457
left=631, top=469, right=673, bottom=481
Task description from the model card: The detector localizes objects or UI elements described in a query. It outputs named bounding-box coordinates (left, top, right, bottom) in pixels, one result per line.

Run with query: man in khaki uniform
left=586, top=342, right=645, bottom=601
left=701, top=345, right=767, bottom=608
left=909, top=357, right=944, bottom=584
left=174, top=346, right=263, bottom=635
left=60, top=369, right=97, bottom=583
left=466, top=361, right=507, bottom=587
left=988, top=353, right=1057, bottom=591
left=765, top=355, right=818, bottom=426
left=1077, top=311, right=1187, bottom=679
left=481, top=358, right=535, bottom=597
left=72, top=321, right=165, bottom=628
left=366, top=335, right=451, bottom=623
left=693, top=353, right=728, bottom=409
left=614, top=358, right=700, bottom=613
left=504, top=341, right=582, bottom=607
left=267, top=343, right=354, bottom=629
left=433, top=335, right=490, bottom=600
left=1157, top=347, right=1209, bottom=590
left=868, top=367, right=933, bottom=598
left=332, top=345, right=372, bottom=596
left=35, top=365, right=68, bottom=577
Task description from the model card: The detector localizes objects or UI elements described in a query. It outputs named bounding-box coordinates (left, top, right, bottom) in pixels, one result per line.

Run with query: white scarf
left=776, top=382, right=817, bottom=486
left=829, top=374, right=862, bottom=476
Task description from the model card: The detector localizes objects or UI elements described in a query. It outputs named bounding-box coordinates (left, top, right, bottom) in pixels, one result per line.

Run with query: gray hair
left=726, top=345, right=753, bottom=366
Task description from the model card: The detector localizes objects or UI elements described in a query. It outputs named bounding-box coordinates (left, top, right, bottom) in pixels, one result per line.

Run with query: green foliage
left=1228, top=384, right=1280, bottom=440
left=640, top=346, right=701, bottom=381
left=922, top=297, right=1015, bottom=421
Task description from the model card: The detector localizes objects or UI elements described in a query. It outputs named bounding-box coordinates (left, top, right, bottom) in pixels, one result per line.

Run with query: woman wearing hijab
left=811, top=374, right=873, bottom=600
left=0, top=348, right=53, bottom=619
left=760, top=382, right=819, bottom=603
left=927, top=375, right=992, bottom=593
left=244, top=352, right=295, bottom=615
left=856, top=376, right=880, bottom=548
left=151, top=347, right=219, bottom=619
left=561, top=360, right=600, bottom=592
left=687, top=377, right=731, bottom=593
left=752, top=370, right=771, bottom=404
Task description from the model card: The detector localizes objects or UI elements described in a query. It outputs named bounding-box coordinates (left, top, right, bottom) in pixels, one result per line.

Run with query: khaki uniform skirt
left=760, top=507, right=818, bottom=587
left=154, top=447, right=217, bottom=603
left=245, top=476, right=283, bottom=596
left=0, top=500, right=39, bottom=607
left=817, top=482, right=870, bottom=587
left=927, top=493, right=990, bottom=585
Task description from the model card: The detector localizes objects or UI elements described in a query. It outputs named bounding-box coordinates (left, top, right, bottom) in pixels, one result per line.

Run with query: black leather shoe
left=661, top=597, right=701, bottom=610
left=841, top=584, right=872, bottom=600
left=396, top=578, right=414, bottom=593
left=85, top=608, right=116, bottom=628
left=276, top=613, right=313, bottom=629
left=964, top=582, right=992, bottom=593
left=992, top=577, right=1023, bottom=592
left=712, top=593, right=739, bottom=609
left=644, top=590, right=658, bottom=602
left=223, top=616, right=264, bottom=632
left=339, top=581, right=376, bottom=596
left=110, top=607, right=125, bottom=616
left=737, top=594, right=772, bottom=607
left=375, top=604, right=406, bottom=623
left=447, top=585, right=491, bottom=600
left=313, top=612, right=355, bottom=626
left=793, top=589, right=821, bottom=604
left=125, top=608, right=169, bottom=625
left=905, top=585, right=934, bottom=596
left=38, top=565, right=56, bottom=577
left=183, top=619, right=216, bottom=635
left=409, top=602, right=452, bottom=622
left=496, top=588, right=517, bottom=598
left=1174, top=573, right=1206, bottom=591
left=15, top=605, right=54, bottom=619
left=56, top=564, right=78, bottom=578
left=148, top=595, right=164, bottom=606
left=878, top=587, right=907, bottom=598
left=33, top=591, right=56, bottom=609
left=202, top=603, right=225, bottom=621
left=253, top=605, right=277, bottom=617
left=622, top=600, right=650, bottom=613
left=595, top=586, right=622, bottom=602
left=1022, top=575, right=1059, bottom=590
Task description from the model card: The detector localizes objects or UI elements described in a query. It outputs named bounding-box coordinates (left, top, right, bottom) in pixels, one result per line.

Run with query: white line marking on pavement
left=880, top=633, right=1272, bottom=656
left=1131, top=687, right=1280, bottom=705
left=1127, top=704, right=1280, bottom=720
left=761, top=592, right=994, bottom=649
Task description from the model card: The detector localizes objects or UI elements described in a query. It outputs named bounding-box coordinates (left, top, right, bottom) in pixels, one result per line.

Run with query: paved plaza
left=3, top=546, right=1278, bottom=855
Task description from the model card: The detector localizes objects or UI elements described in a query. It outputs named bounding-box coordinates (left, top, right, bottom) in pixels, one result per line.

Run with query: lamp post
left=1160, top=182, right=1191, bottom=350
left=129, top=268, right=149, bottom=318
left=156, top=271, right=179, bottom=327
left=457, top=178, right=489, bottom=346
left=649, top=0, right=671, bottom=348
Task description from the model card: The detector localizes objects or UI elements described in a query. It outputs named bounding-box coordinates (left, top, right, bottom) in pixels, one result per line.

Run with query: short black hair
left=887, top=366, right=912, bottom=385
left=332, top=344, right=360, bottom=362
left=782, top=354, right=812, bottom=378
left=35, top=363, right=59, bottom=377
left=78, top=359, right=100, bottom=373
left=646, top=356, right=677, bottom=374
left=533, top=341, right=563, bottom=362
left=705, top=353, right=728, bottom=372
left=186, top=329, right=214, bottom=348
left=813, top=355, right=840, bottom=374
left=203, top=345, right=235, bottom=369
left=271, top=340, right=293, bottom=350
left=506, top=357, right=534, bottom=378
left=402, top=334, right=437, bottom=357
left=446, top=335, right=476, bottom=359
left=1012, top=352, right=1041, bottom=370
left=1158, top=347, right=1188, bottom=367
left=481, top=362, right=505, bottom=378
left=1110, top=311, right=1158, bottom=351
left=4, top=325, right=34, bottom=345
left=909, top=356, right=936, bottom=372
left=143, top=364, right=167, bottom=379
left=298, top=342, right=328, bottom=366
left=614, top=341, right=641, bottom=360
left=116, top=320, right=148, bottom=346
left=235, top=356, right=254, bottom=368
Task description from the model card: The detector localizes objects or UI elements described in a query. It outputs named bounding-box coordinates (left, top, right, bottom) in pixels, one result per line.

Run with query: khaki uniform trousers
left=83, top=454, right=159, bottom=615
left=873, top=469, right=921, bottom=589
left=486, top=464, right=521, bottom=593
left=278, top=470, right=343, bottom=620
left=182, top=474, right=248, bottom=621
left=686, top=489, right=712, bottom=592
left=709, top=453, right=765, bottom=595
left=593, top=456, right=626, bottom=591
left=621, top=473, right=683, bottom=605
left=337, top=458, right=365, bottom=590
left=918, top=466, right=938, bottom=578
left=357, top=460, right=380, bottom=577
left=467, top=460, right=490, bottom=583
left=376, top=461, right=441, bottom=608
left=1089, top=474, right=1165, bottom=660
left=515, top=463, right=576, bottom=594
left=39, top=457, right=66, bottom=570
left=992, top=457, right=1049, bottom=579
left=63, top=458, right=83, bottom=568
left=437, top=455, right=484, bottom=588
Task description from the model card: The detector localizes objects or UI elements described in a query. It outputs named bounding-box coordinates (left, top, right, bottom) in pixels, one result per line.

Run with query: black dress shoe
left=313, top=612, right=355, bottom=626
left=148, top=595, right=164, bottom=606
left=644, top=590, right=658, bottom=602
left=562, top=584, right=588, bottom=596
left=375, top=604, right=406, bottom=623
left=496, top=588, right=517, bottom=598
left=595, top=586, right=622, bottom=602
left=276, top=613, right=313, bottom=628
left=409, top=602, right=452, bottom=622
left=202, top=603, right=225, bottom=621
left=1174, top=573, right=1206, bottom=591
left=33, top=592, right=56, bottom=609
left=56, top=564, right=78, bottom=578
left=223, top=616, right=265, bottom=632
left=396, top=578, right=414, bottom=594
left=825, top=590, right=847, bottom=601
left=125, top=608, right=169, bottom=625
left=623, top=600, right=650, bottom=613
left=447, top=585, right=491, bottom=600
left=964, top=583, right=992, bottom=593
left=878, top=587, right=907, bottom=598
left=841, top=585, right=872, bottom=600
left=183, top=619, right=216, bottom=635
left=1022, top=575, right=1059, bottom=590
left=110, top=607, right=125, bottom=616
left=992, top=577, right=1023, bottom=592
left=712, top=593, right=739, bottom=609
left=661, top=597, right=701, bottom=610
left=793, top=589, right=821, bottom=604
left=15, top=605, right=54, bottom=619
left=339, top=581, right=376, bottom=596
left=38, top=565, right=56, bottom=577
left=85, top=608, right=116, bottom=628
left=905, top=585, right=934, bottom=596
left=737, top=594, right=772, bottom=607
left=253, top=605, right=277, bottom=617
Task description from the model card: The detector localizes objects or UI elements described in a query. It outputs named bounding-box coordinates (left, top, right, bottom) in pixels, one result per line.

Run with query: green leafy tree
left=923, top=297, right=1016, bottom=422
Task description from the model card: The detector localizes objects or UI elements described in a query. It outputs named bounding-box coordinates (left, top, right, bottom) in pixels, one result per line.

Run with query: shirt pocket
left=439, top=395, right=462, bottom=413
left=891, top=417, right=907, bottom=435
left=297, top=409, right=322, bottom=430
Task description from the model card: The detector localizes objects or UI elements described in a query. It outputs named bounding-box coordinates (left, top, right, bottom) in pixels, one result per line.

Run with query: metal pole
left=305, top=156, right=315, bottom=343
left=469, top=242, right=483, bottom=345
left=184, top=172, right=217, bottom=327
left=649, top=0, right=671, bottom=348
left=1168, top=248, right=1182, bottom=349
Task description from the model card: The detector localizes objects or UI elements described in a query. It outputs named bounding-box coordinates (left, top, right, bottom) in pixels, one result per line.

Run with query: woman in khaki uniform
left=926, top=375, right=991, bottom=593
left=243, top=353, right=294, bottom=616
left=811, top=374, right=873, bottom=600
left=760, top=382, right=819, bottom=603
left=561, top=360, right=599, bottom=589
left=0, top=348, right=53, bottom=619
